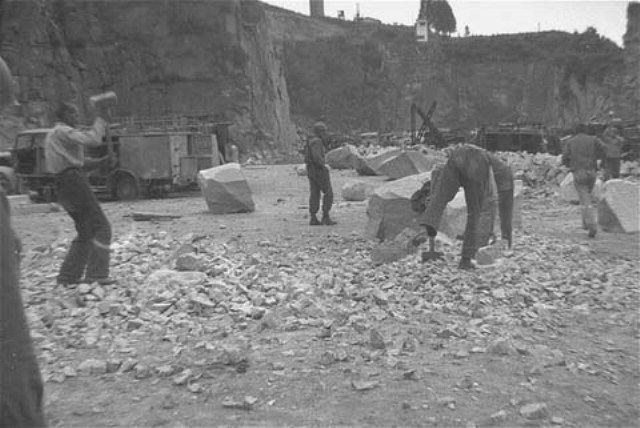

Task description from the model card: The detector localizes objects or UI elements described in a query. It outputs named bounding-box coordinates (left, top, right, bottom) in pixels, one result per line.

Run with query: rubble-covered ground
left=12, top=165, right=639, bottom=427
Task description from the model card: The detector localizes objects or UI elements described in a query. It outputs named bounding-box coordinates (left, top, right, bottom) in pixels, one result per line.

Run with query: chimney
left=309, top=0, right=324, bottom=18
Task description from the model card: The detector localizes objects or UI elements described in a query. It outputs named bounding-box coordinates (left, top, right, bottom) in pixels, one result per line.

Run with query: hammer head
left=89, top=91, right=117, bottom=108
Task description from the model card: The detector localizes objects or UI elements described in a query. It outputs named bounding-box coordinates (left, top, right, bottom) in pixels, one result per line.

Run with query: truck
left=11, top=119, right=231, bottom=202
left=475, top=123, right=559, bottom=154
left=0, top=149, right=16, bottom=193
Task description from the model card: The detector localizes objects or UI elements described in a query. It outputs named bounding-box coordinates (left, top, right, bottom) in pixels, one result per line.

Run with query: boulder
left=559, top=173, right=604, bottom=203
left=366, top=171, right=431, bottom=241
left=375, top=151, right=437, bottom=180
left=355, top=149, right=401, bottom=176
left=199, top=163, right=255, bottom=214
left=598, top=179, right=640, bottom=233
left=325, top=145, right=359, bottom=170
left=342, top=180, right=376, bottom=202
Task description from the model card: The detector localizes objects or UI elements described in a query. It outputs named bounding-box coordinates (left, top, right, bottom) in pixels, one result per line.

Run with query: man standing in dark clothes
left=0, top=55, right=46, bottom=427
left=305, top=122, right=336, bottom=226
left=562, top=124, right=606, bottom=238
left=421, top=144, right=514, bottom=270
left=601, top=125, right=624, bottom=181
left=44, top=102, right=115, bottom=285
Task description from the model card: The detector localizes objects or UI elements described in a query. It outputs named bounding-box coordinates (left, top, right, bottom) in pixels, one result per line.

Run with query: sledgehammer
left=89, top=91, right=117, bottom=167
left=421, top=236, right=444, bottom=262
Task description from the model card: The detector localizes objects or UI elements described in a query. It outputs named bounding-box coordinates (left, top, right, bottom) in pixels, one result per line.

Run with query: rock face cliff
left=0, top=0, right=636, bottom=154
left=0, top=0, right=296, bottom=154
left=281, top=23, right=630, bottom=133
left=624, top=2, right=640, bottom=119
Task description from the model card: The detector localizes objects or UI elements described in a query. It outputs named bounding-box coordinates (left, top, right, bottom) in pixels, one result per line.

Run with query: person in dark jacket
left=421, top=144, right=514, bottom=270
left=562, top=124, right=606, bottom=237
left=304, top=122, right=336, bottom=226
left=601, top=125, right=624, bottom=181
left=0, top=55, right=46, bottom=428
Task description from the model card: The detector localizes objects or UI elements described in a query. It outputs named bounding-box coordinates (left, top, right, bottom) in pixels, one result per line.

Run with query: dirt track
left=11, top=165, right=640, bottom=427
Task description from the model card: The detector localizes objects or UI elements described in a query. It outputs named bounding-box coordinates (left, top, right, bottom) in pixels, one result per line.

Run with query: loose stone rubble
left=19, top=214, right=638, bottom=390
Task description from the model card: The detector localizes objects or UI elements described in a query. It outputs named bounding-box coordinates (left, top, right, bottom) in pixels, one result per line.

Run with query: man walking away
left=421, top=144, right=513, bottom=270
left=562, top=124, right=606, bottom=238
left=601, top=125, right=624, bottom=181
left=45, top=102, right=115, bottom=285
left=1, top=54, right=46, bottom=427
left=305, top=122, right=336, bottom=226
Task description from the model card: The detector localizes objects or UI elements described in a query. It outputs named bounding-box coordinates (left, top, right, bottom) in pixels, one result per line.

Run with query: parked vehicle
left=11, top=122, right=230, bottom=202
left=0, top=149, right=16, bottom=193
left=475, top=123, right=558, bottom=154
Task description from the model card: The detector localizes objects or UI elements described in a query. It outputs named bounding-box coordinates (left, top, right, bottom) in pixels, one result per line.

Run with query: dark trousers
left=55, top=168, right=111, bottom=282
left=461, top=180, right=487, bottom=259
left=307, top=166, right=333, bottom=217
left=573, top=169, right=597, bottom=231
left=497, top=188, right=514, bottom=246
left=603, top=157, right=620, bottom=181
left=1, top=190, right=46, bottom=427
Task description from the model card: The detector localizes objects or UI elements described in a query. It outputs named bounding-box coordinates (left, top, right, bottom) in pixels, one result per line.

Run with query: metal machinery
left=475, top=122, right=557, bottom=154
left=11, top=115, right=232, bottom=201
left=410, top=101, right=466, bottom=148
left=586, top=119, right=640, bottom=161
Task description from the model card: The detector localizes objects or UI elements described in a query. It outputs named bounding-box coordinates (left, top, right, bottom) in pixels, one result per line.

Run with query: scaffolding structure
left=113, top=114, right=232, bottom=135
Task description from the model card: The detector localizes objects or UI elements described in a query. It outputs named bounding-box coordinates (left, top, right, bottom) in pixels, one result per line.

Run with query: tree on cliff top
left=419, top=0, right=457, bottom=36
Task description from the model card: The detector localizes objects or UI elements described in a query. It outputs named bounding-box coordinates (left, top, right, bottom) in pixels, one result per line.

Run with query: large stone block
left=341, top=180, right=375, bottom=201
left=198, top=163, right=255, bottom=214
left=365, top=171, right=431, bottom=241
left=355, top=149, right=401, bottom=176
left=375, top=150, right=438, bottom=180
left=598, top=179, right=640, bottom=233
left=325, top=145, right=359, bottom=170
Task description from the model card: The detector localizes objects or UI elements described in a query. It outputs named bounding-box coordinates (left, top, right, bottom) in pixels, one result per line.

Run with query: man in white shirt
left=45, top=102, right=115, bottom=285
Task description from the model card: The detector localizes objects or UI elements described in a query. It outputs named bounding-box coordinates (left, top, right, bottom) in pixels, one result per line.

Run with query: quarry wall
left=1, top=0, right=637, bottom=154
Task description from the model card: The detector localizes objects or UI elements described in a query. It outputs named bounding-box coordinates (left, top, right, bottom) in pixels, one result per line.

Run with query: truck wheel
left=115, top=174, right=139, bottom=200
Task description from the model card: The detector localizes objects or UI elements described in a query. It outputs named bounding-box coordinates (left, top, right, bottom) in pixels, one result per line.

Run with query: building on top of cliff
left=416, top=19, right=429, bottom=42
left=309, top=0, right=324, bottom=18
left=416, top=0, right=429, bottom=42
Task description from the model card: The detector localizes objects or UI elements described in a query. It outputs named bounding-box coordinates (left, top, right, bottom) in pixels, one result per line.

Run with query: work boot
left=458, top=257, right=476, bottom=270
left=588, top=225, right=597, bottom=238
left=56, top=278, right=80, bottom=287
left=321, top=214, right=337, bottom=226
left=309, top=214, right=321, bottom=226
left=83, top=277, right=118, bottom=286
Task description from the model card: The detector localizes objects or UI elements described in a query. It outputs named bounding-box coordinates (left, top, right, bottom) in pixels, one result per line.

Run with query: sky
left=262, top=0, right=629, bottom=46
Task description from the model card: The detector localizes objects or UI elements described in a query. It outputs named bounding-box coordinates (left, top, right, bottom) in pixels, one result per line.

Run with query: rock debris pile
left=19, top=227, right=638, bottom=390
